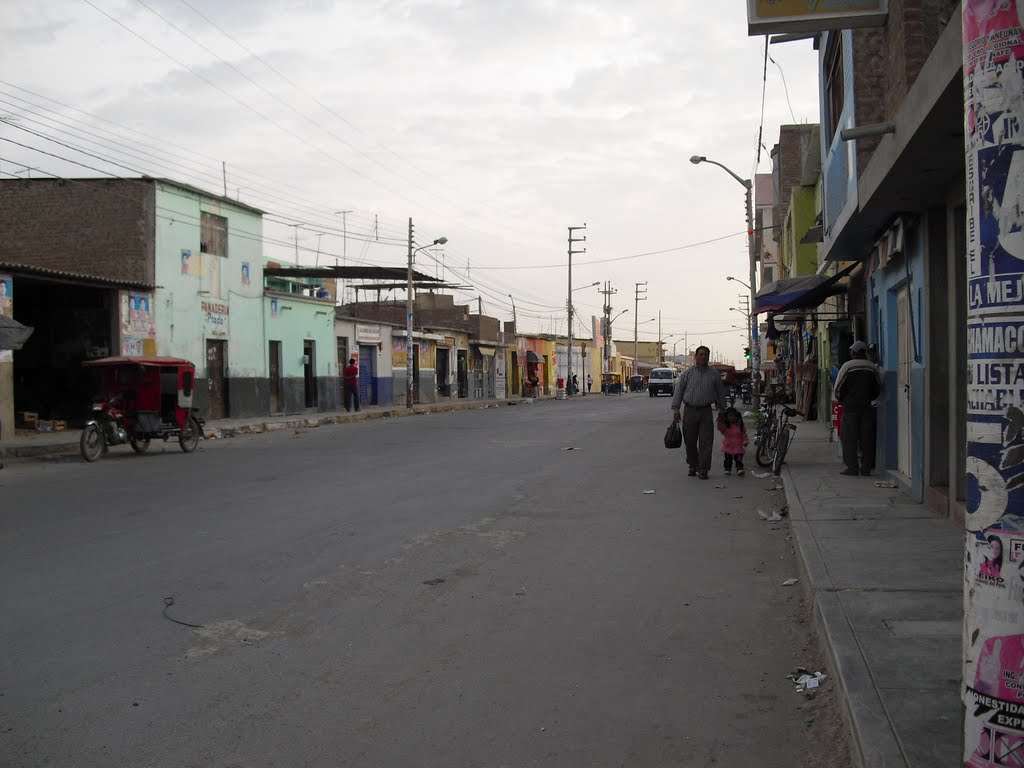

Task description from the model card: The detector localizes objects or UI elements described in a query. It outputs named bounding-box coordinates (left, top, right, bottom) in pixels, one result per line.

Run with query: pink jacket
left=717, top=421, right=748, bottom=455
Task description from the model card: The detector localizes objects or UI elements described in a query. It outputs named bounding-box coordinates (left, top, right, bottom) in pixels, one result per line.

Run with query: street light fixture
left=691, top=154, right=761, bottom=408
left=657, top=333, right=675, bottom=366
left=407, top=232, right=448, bottom=408
left=726, top=275, right=751, bottom=290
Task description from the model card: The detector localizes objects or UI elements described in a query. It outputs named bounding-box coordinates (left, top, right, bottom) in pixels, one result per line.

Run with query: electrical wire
left=0, top=82, right=405, bottom=240
left=768, top=52, right=798, bottom=124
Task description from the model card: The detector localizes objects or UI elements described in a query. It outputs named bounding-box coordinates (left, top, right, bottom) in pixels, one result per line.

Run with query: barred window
left=200, top=212, right=228, bottom=257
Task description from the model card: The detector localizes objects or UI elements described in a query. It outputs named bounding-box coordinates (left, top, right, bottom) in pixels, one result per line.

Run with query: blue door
left=358, top=344, right=376, bottom=405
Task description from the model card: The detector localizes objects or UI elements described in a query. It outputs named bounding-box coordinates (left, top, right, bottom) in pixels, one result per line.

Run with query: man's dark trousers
left=840, top=408, right=875, bottom=472
left=683, top=404, right=715, bottom=473
left=344, top=385, right=360, bottom=412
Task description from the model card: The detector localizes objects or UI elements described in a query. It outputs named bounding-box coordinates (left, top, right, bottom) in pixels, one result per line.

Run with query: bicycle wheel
left=756, top=425, right=776, bottom=467
left=772, top=428, right=791, bottom=476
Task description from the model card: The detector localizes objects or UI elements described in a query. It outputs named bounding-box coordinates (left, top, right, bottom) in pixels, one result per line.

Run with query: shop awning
left=476, top=346, right=496, bottom=356
left=752, top=261, right=859, bottom=315
left=526, top=350, right=544, bottom=363
left=0, top=315, right=33, bottom=351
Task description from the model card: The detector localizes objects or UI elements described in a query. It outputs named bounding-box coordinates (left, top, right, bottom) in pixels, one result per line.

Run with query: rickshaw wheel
left=80, top=424, right=104, bottom=462
left=179, top=415, right=201, bottom=453
left=129, top=436, right=151, bottom=454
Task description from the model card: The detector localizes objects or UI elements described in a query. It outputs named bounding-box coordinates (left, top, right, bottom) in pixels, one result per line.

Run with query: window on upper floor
left=200, top=212, right=228, bottom=257
left=824, top=34, right=845, bottom=142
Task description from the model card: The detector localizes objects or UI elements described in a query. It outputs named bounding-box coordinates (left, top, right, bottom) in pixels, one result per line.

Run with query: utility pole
left=600, top=281, right=617, bottom=374
left=406, top=218, right=415, bottom=408
left=634, top=282, right=647, bottom=379
left=567, top=224, right=587, bottom=395
left=657, top=311, right=662, bottom=366
left=508, top=294, right=517, bottom=332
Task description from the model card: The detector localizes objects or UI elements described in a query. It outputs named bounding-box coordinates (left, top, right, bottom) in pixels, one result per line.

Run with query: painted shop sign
left=356, top=324, right=381, bottom=344
left=202, top=300, right=230, bottom=336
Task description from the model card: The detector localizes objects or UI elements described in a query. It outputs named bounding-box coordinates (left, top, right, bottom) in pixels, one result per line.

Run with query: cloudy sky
left=0, top=0, right=821, bottom=364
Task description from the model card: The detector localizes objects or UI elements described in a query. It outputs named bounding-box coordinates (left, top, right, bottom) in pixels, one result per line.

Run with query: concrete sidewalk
left=781, top=418, right=963, bottom=767
left=0, top=396, right=546, bottom=463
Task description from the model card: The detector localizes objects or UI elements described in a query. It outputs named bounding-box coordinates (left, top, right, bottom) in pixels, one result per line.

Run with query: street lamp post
left=692, top=155, right=761, bottom=409
left=633, top=317, right=655, bottom=382
left=606, top=308, right=628, bottom=373
left=406, top=219, right=447, bottom=408
left=657, top=334, right=675, bottom=366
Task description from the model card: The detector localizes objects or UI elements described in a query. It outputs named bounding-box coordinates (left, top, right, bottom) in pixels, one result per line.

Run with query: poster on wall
left=392, top=337, right=407, bottom=367
left=962, top=2, right=1024, bottom=765
left=181, top=249, right=195, bottom=276
left=0, top=272, right=12, bottom=362
left=495, top=350, right=506, bottom=399
left=242, top=262, right=251, bottom=285
left=120, top=291, right=156, bottom=356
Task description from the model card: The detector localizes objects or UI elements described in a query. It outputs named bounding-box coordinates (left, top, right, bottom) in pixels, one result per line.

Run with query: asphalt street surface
left=1, top=394, right=833, bottom=767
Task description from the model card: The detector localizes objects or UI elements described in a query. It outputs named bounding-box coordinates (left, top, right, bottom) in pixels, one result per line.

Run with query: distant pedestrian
left=671, top=345, right=727, bottom=480
left=343, top=357, right=360, bottom=412
left=717, top=406, right=748, bottom=476
left=586, top=373, right=593, bottom=393
left=834, top=341, right=881, bottom=476
left=571, top=374, right=579, bottom=395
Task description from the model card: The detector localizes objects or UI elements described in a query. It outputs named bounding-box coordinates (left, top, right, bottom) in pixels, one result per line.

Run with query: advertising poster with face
left=120, top=291, right=156, bottom=356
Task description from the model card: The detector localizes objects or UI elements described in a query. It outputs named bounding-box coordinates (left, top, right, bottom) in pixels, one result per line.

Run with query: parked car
left=648, top=367, right=676, bottom=397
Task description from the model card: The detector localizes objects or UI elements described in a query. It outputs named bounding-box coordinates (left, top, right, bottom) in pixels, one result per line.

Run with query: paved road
left=1, top=395, right=825, bottom=767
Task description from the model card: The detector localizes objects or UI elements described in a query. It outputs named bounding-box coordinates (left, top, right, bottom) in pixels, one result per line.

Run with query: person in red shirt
left=343, top=357, right=360, bottom=412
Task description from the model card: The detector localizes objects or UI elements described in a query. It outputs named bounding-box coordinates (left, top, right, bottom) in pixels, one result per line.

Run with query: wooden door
left=206, top=339, right=226, bottom=419
left=304, top=340, right=317, bottom=408
left=269, top=341, right=282, bottom=413
left=412, top=343, right=420, bottom=404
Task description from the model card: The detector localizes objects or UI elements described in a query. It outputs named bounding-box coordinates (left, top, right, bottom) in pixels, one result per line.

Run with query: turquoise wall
left=153, top=182, right=265, bottom=379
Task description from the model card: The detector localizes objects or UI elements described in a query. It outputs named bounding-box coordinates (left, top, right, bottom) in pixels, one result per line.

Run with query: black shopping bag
left=664, top=421, right=682, bottom=449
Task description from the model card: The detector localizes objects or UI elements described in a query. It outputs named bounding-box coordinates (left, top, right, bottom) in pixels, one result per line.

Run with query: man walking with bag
left=671, top=346, right=727, bottom=479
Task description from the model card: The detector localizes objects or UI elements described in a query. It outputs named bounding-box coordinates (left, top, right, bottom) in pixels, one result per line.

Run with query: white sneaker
left=737, top=469, right=745, bottom=476
left=724, top=469, right=731, bottom=476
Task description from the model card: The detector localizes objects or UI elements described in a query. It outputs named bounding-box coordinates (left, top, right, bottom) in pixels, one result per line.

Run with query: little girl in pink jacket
left=717, top=406, right=749, bottom=476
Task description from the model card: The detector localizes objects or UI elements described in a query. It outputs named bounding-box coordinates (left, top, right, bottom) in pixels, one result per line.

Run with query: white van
left=648, top=367, right=676, bottom=397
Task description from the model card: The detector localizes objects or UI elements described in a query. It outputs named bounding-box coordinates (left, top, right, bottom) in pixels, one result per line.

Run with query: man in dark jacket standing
left=834, top=340, right=881, bottom=476
left=671, top=345, right=727, bottom=479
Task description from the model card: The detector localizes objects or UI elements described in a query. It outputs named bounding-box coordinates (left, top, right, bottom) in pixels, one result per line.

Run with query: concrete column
left=962, top=2, right=1024, bottom=761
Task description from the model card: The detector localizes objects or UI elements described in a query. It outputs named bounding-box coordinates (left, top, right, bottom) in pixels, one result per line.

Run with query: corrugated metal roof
left=0, top=262, right=155, bottom=289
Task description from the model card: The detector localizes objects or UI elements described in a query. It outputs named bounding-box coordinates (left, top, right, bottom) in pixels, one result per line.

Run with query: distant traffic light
left=743, top=346, right=751, bottom=360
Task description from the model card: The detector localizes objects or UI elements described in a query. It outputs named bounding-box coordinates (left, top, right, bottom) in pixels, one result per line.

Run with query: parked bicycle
left=755, top=398, right=799, bottom=475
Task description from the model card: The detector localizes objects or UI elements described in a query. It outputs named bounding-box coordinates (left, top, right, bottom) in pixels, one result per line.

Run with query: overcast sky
left=0, top=0, right=821, bottom=364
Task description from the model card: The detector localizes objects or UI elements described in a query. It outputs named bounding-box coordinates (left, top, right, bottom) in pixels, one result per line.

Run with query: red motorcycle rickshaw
left=80, top=356, right=205, bottom=462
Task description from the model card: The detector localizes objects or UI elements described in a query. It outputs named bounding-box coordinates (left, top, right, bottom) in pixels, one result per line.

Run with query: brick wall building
left=0, top=178, right=156, bottom=286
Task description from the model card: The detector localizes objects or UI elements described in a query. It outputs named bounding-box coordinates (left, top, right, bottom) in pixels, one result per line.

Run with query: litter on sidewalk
left=758, top=508, right=784, bottom=522
left=788, top=669, right=827, bottom=693
left=642, top=489, right=656, bottom=495
left=753, top=471, right=772, bottom=478
left=782, top=578, right=799, bottom=586
left=874, top=480, right=898, bottom=488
